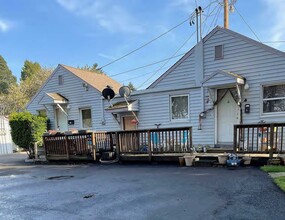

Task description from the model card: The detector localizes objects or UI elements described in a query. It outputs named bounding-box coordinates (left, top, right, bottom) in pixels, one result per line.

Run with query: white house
left=104, top=26, right=285, bottom=148
left=27, top=26, right=285, bottom=148
left=0, top=116, right=14, bottom=155
left=26, top=64, right=121, bottom=132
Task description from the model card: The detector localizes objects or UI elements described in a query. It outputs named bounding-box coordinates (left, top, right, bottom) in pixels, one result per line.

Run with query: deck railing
left=116, top=127, right=192, bottom=155
left=43, top=132, right=115, bottom=160
left=234, top=123, right=285, bottom=155
left=43, top=127, right=192, bottom=161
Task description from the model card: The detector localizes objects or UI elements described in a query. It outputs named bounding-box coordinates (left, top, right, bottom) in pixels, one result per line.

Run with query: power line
left=99, top=17, right=190, bottom=70
left=99, top=0, right=219, bottom=71
left=137, top=2, right=219, bottom=89
left=119, top=65, right=173, bottom=83
left=137, top=30, right=196, bottom=89
left=109, top=53, right=186, bottom=77
left=234, top=6, right=261, bottom=42
left=262, top=41, right=285, bottom=44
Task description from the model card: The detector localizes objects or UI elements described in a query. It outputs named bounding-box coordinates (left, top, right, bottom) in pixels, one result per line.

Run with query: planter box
left=184, top=155, right=195, bottom=167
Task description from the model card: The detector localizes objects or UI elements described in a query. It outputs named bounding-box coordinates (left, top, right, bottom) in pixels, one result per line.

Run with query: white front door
left=56, top=108, right=68, bottom=131
left=217, top=91, right=240, bottom=143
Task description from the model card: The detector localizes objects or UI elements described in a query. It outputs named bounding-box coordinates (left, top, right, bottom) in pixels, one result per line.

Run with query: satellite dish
left=119, top=86, right=131, bottom=98
left=102, top=87, right=115, bottom=100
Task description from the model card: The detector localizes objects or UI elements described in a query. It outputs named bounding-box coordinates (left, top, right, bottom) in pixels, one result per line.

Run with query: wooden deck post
left=115, top=132, right=120, bottom=160
left=64, top=135, right=70, bottom=160
left=147, top=130, right=152, bottom=162
left=92, top=132, right=96, bottom=161
left=189, top=128, right=192, bottom=150
left=233, top=125, right=237, bottom=153
left=269, top=123, right=274, bottom=159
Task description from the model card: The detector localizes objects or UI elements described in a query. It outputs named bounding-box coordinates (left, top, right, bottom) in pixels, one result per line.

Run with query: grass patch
left=274, top=176, right=285, bottom=192
left=260, top=165, right=285, bottom=173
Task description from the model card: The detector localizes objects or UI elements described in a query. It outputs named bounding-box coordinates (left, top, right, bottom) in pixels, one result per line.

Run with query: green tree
left=128, top=82, right=136, bottom=91
left=21, top=60, right=41, bottom=81
left=9, top=112, right=47, bottom=158
left=0, top=55, right=17, bottom=94
left=1, top=67, right=53, bottom=114
left=79, top=63, right=104, bottom=74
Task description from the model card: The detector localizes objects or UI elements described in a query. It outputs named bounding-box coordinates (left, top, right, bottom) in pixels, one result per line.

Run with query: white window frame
left=261, top=82, right=285, bottom=116
left=170, top=94, right=190, bottom=122
left=214, top=45, right=224, bottom=60
left=80, top=107, right=92, bottom=129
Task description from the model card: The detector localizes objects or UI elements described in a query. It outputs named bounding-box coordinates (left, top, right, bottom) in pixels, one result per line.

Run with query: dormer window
left=58, top=75, right=63, bottom=85
left=215, top=45, right=223, bottom=60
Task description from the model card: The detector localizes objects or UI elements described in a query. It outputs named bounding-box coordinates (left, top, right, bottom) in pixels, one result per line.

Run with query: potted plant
left=218, top=153, right=228, bottom=165
left=242, top=155, right=251, bottom=165
left=184, top=147, right=196, bottom=167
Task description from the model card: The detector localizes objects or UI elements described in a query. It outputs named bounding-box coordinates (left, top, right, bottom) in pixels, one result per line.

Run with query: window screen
left=263, top=84, right=285, bottom=113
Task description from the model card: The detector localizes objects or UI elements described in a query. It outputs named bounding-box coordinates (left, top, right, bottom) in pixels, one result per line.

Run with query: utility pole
left=224, top=0, right=229, bottom=29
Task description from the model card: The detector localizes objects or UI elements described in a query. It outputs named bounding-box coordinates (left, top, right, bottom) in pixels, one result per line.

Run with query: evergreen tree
left=80, top=63, right=104, bottom=74
left=128, top=82, right=136, bottom=91
left=21, top=60, right=41, bottom=81
left=0, top=55, right=16, bottom=94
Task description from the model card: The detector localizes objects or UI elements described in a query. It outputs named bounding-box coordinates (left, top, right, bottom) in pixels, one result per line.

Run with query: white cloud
left=263, top=0, right=285, bottom=49
left=56, top=0, right=144, bottom=34
left=0, top=19, right=11, bottom=32
left=98, top=53, right=116, bottom=60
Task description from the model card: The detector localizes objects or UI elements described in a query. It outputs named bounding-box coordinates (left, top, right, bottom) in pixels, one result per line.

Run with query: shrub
left=9, top=112, right=47, bottom=158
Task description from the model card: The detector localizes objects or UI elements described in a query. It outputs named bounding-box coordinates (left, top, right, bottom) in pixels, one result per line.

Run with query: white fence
left=0, top=116, right=14, bottom=155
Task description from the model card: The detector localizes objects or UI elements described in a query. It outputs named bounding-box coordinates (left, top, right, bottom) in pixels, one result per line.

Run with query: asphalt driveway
left=0, top=153, right=285, bottom=220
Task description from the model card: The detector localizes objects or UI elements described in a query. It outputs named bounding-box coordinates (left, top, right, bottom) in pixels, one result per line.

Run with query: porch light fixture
left=244, top=83, right=249, bottom=90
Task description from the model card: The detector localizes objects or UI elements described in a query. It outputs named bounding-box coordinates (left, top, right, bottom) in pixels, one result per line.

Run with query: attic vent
left=215, top=45, right=223, bottom=60
left=58, top=75, right=63, bottom=85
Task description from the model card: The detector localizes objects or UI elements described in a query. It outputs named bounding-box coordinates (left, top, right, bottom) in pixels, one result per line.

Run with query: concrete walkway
left=269, top=172, right=285, bottom=178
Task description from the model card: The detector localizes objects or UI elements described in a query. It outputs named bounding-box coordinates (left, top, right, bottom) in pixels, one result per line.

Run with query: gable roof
left=26, top=64, right=121, bottom=109
left=147, top=26, right=285, bottom=89
left=60, top=64, right=121, bottom=93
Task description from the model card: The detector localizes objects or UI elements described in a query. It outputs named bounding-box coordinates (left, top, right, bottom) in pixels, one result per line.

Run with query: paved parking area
left=1, top=153, right=285, bottom=220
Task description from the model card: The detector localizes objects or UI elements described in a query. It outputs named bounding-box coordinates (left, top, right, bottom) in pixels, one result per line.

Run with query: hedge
left=9, top=112, right=47, bottom=150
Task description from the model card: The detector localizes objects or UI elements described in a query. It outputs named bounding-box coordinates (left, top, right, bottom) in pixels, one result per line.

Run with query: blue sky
left=0, top=0, right=284, bottom=89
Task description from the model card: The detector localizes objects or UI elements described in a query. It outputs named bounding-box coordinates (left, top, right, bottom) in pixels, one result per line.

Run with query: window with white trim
left=263, top=84, right=285, bottom=113
left=80, top=108, right=92, bottom=128
left=170, top=95, right=189, bottom=120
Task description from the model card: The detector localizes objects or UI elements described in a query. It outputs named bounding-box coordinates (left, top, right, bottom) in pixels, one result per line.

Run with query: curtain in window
left=171, top=96, right=189, bottom=119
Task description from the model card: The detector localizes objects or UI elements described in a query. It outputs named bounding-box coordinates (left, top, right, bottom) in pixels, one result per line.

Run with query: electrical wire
left=137, top=2, right=220, bottom=89
left=234, top=6, right=261, bottom=42
left=99, top=0, right=219, bottom=71
left=109, top=53, right=186, bottom=77
left=137, top=30, right=197, bottom=89
left=99, top=17, right=190, bottom=70
left=206, top=3, right=222, bottom=33
left=119, top=64, right=173, bottom=83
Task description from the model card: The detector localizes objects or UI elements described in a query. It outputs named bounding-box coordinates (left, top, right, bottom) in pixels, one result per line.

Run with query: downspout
left=235, top=84, right=243, bottom=124
left=101, top=97, right=106, bottom=125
